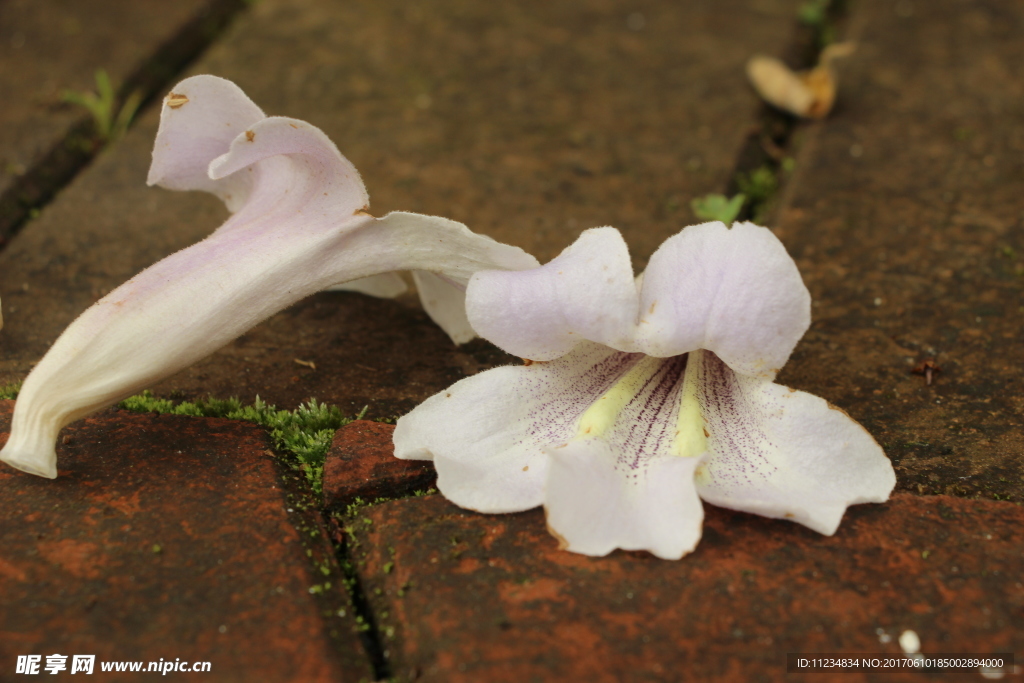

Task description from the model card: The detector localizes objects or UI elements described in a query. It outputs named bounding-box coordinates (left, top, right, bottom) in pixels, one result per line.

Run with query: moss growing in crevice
left=118, top=391, right=365, bottom=496
left=0, top=382, right=20, bottom=400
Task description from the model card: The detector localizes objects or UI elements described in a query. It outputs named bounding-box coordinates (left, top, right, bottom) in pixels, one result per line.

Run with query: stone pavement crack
left=276, top=467, right=370, bottom=677
left=0, top=0, right=251, bottom=251
left=334, top=522, right=393, bottom=681
left=726, top=0, right=850, bottom=223
left=117, top=392, right=387, bottom=675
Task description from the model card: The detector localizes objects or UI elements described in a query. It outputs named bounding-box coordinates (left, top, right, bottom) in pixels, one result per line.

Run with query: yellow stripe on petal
left=574, top=352, right=707, bottom=461
left=575, top=355, right=664, bottom=440
left=675, top=351, right=707, bottom=459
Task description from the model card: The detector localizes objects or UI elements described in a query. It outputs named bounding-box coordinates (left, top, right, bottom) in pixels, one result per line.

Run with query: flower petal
left=690, top=350, right=896, bottom=535
left=0, top=88, right=536, bottom=478
left=396, top=340, right=713, bottom=559
left=327, top=272, right=408, bottom=298
left=394, top=364, right=550, bottom=512
left=146, top=75, right=266, bottom=212
left=394, top=342, right=634, bottom=512
left=410, top=271, right=474, bottom=344
left=544, top=440, right=705, bottom=559
left=467, top=222, right=810, bottom=378
left=466, top=227, right=639, bottom=361
left=347, top=211, right=539, bottom=284
left=207, top=115, right=369, bottom=223
left=636, top=221, right=810, bottom=379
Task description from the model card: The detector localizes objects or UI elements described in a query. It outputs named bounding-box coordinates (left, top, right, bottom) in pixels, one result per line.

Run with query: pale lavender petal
left=146, top=75, right=266, bottom=212
left=466, top=227, right=639, bottom=361
left=396, top=339, right=713, bottom=559
left=410, top=271, right=474, bottom=345
left=394, top=341, right=642, bottom=512
left=0, top=98, right=536, bottom=478
left=636, top=221, right=810, bottom=379
left=691, top=349, right=896, bottom=535
left=544, top=440, right=704, bottom=559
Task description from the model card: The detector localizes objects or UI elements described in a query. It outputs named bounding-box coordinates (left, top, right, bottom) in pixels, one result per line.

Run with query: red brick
left=0, top=400, right=372, bottom=682
left=351, top=493, right=1023, bottom=682
left=323, top=421, right=435, bottom=510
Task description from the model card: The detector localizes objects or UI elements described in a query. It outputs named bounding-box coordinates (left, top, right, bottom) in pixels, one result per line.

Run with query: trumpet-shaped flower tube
left=395, top=223, right=896, bottom=559
left=0, top=75, right=537, bottom=478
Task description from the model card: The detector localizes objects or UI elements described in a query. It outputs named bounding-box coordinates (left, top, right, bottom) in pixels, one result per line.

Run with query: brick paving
left=0, top=0, right=1021, bottom=681
left=771, top=0, right=1024, bottom=502
left=0, top=401, right=371, bottom=682
left=347, top=490, right=1022, bottom=683
left=323, top=422, right=436, bottom=510
left=0, top=0, right=246, bottom=242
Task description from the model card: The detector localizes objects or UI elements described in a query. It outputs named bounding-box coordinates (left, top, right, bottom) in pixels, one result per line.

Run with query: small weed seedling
left=690, top=193, right=747, bottom=223
left=62, top=70, right=143, bottom=143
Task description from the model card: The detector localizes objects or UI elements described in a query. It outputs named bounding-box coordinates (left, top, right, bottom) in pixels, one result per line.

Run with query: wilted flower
left=395, top=222, right=895, bottom=559
left=0, top=75, right=537, bottom=478
left=747, top=43, right=856, bottom=119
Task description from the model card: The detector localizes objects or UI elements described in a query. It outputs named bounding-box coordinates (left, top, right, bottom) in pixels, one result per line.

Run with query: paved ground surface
left=0, top=0, right=1021, bottom=681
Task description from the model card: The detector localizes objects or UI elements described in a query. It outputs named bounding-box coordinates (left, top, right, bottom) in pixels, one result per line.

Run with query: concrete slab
left=770, top=0, right=1024, bottom=500
left=348, top=492, right=1023, bottom=682
left=0, top=0, right=246, bottom=242
left=0, top=400, right=373, bottom=682
left=0, top=0, right=801, bottom=413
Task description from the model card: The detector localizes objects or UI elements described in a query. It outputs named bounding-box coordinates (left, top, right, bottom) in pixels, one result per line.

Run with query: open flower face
left=0, top=75, right=537, bottom=478
left=395, top=223, right=896, bottom=559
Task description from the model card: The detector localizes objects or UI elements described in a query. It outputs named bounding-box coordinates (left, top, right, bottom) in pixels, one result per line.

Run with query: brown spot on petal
left=522, top=465, right=529, bottom=472
left=649, top=301, right=657, bottom=314
left=165, top=93, right=188, bottom=109
left=245, top=130, right=255, bottom=142
left=703, top=428, right=710, bottom=438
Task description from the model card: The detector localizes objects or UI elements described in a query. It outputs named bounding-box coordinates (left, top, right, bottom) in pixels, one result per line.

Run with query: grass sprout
left=62, top=69, right=143, bottom=142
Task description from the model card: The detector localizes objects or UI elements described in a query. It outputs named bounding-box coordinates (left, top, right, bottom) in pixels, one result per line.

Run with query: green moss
left=118, top=391, right=360, bottom=496
left=736, top=166, right=778, bottom=222
left=0, top=382, right=21, bottom=400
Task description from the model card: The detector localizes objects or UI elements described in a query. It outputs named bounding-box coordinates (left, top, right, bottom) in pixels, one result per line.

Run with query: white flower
left=395, top=223, right=896, bottom=559
left=0, top=75, right=537, bottom=479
